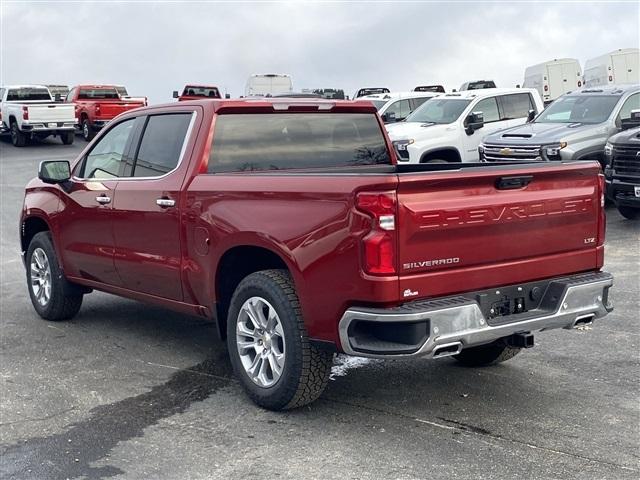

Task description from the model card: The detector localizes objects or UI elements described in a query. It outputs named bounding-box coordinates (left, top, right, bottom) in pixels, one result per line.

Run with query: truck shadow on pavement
left=1, top=347, right=233, bottom=480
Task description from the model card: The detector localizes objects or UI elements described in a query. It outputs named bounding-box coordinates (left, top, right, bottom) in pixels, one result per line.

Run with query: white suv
left=386, top=88, right=544, bottom=163
left=360, top=91, right=440, bottom=123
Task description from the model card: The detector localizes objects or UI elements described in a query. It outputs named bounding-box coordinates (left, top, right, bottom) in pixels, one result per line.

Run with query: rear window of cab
left=208, top=113, right=390, bottom=173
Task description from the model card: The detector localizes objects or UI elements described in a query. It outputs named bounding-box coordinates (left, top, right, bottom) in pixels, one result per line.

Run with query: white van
left=386, top=88, right=544, bottom=163
left=245, top=74, right=293, bottom=97
left=584, top=48, right=640, bottom=87
left=359, top=91, right=440, bottom=123
left=523, top=58, right=582, bottom=105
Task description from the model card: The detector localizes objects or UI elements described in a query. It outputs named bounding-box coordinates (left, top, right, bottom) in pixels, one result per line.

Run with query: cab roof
left=442, top=87, right=537, bottom=99
left=567, top=84, right=640, bottom=96
left=151, top=98, right=378, bottom=114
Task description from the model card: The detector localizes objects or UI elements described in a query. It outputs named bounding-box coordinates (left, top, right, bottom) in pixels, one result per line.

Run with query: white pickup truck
left=0, top=85, right=76, bottom=147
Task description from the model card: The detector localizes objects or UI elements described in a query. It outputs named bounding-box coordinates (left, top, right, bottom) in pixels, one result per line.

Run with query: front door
left=57, top=117, right=138, bottom=285
left=463, top=95, right=507, bottom=161
left=111, top=111, right=196, bottom=301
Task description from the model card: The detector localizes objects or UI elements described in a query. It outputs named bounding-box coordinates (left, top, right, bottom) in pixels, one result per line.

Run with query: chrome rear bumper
left=338, top=271, right=613, bottom=359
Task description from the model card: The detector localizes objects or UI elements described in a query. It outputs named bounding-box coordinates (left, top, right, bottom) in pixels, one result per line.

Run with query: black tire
left=454, top=341, right=521, bottom=367
left=617, top=206, right=640, bottom=220
left=81, top=118, right=94, bottom=142
left=26, top=232, right=83, bottom=321
left=10, top=121, right=27, bottom=147
left=61, top=131, right=75, bottom=145
left=226, top=269, right=333, bottom=410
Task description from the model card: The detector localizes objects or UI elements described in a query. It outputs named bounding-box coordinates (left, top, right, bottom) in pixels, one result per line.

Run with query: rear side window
left=208, top=113, right=390, bottom=173
left=132, top=113, right=192, bottom=177
left=500, top=93, right=535, bottom=119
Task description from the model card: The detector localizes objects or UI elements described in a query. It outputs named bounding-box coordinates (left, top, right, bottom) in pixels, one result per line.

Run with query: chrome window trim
left=72, top=110, right=197, bottom=183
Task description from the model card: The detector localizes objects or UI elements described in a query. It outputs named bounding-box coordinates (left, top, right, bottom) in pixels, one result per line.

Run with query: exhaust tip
left=432, top=342, right=463, bottom=358
left=573, top=314, right=595, bottom=329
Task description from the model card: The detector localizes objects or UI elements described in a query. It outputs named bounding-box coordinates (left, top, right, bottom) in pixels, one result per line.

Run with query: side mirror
left=620, top=109, right=640, bottom=131
left=225, top=93, right=231, bottom=99
left=452, top=89, right=457, bottom=93
left=39, top=160, right=71, bottom=184
left=382, top=111, right=396, bottom=123
left=527, top=109, right=536, bottom=123
left=54, top=93, right=62, bottom=102
left=465, top=111, right=484, bottom=135
left=172, top=90, right=179, bottom=99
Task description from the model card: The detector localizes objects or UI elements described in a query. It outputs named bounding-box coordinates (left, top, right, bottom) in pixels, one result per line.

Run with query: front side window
left=473, top=97, right=500, bottom=122
left=536, top=95, right=621, bottom=124
left=208, top=113, right=390, bottom=173
left=405, top=98, right=471, bottom=124
left=81, top=119, right=135, bottom=179
left=132, top=114, right=192, bottom=177
left=385, top=99, right=411, bottom=120
left=618, top=93, right=640, bottom=120
left=500, top=93, right=534, bottom=119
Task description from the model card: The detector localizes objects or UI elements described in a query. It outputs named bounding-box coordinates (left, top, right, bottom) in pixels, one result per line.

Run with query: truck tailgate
left=396, top=162, right=603, bottom=299
left=26, top=104, right=75, bottom=123
left=97, top=101, right=144, bottom=119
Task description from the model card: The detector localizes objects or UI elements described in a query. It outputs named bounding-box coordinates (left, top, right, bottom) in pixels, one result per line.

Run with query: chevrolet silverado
left=21, top=98, right=613, bottom=410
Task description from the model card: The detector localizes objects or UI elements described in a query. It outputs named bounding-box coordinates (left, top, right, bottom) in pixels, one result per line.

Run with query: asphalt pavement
left=0, top=136, right=638, bottom=480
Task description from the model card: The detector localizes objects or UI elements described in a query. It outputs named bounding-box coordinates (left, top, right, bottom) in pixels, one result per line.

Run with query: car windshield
left=536, top=95, right=621, bottom=124
left=182, top=86, right=220, bottom=98
left=7, top=88, right=51, bottom=101
left=405, top=98, right=471, bottom=124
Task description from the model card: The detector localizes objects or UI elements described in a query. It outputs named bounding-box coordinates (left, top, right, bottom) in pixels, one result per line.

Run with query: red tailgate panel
left=396, top=163, right=601, bottom=299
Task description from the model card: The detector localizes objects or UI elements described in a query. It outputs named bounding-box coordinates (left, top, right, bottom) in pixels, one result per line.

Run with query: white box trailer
left=584, top=48, right=640, bottom=87
left=523, top=58, right=582, bottom=105
left=245, top=74, right=293, bottom=97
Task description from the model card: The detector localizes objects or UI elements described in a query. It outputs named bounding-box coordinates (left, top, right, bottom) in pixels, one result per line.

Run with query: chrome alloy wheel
left=30, top=248, right=51, bottom=306
left=235, top=296, right=286, bottom=388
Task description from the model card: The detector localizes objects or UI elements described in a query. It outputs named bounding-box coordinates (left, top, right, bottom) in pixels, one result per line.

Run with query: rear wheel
left=617, top=206, right=640, bottom=220
left=26, top=232, right=83, bottom=321
left=454, top=341, right=521, bottom=367
left=226, top=269, right=333, bottom=410
left=61, top=131, right=75, bottom=145
left=81, top=118, right=94, bottom=142
left=10, top=122, right=27, bottom=147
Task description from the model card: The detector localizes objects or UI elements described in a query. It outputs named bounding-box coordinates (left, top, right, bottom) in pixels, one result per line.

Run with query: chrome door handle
left=95, top=195, right=111, bottom=204
left=156, top=198, right=175, bottom=208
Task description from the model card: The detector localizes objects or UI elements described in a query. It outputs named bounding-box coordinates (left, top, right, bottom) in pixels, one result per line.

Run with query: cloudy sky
left=1, top=1, right=638, bottom=103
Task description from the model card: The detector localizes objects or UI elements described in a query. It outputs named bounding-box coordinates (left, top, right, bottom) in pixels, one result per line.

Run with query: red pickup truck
left=66, top=85, right=145, bottom=141
left=21, top=99, right=613, bottom=410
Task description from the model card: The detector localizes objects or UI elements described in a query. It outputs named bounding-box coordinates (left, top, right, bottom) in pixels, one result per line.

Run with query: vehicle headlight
left=394, top=139, right=414, bottom=151
left=544, top=141, right=568, bottom=157
left=604, top=142, right=613, bottom=157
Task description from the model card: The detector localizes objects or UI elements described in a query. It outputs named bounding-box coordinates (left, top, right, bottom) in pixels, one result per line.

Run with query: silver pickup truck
left=479, top=84, right=640, bottom=167
left=0, top=85, right=76, bottom=147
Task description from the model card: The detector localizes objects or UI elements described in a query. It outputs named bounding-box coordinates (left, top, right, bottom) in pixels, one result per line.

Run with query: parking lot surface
left=1, top=138, right=639, bottom=480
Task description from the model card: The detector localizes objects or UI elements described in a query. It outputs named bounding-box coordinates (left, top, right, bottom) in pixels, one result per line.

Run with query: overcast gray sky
left=1, top=1, right=639, bottom=102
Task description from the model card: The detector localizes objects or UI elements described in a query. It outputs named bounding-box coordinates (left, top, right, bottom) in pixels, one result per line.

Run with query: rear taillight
left=22, top=106, right=29, bottom=120
left=356, top=191, right=397, bottom=275
left=608, top=75, right=613, bottom=82
left=577, top=80, right=582, bottom=87
left=597, top=173, right=606, bottom=246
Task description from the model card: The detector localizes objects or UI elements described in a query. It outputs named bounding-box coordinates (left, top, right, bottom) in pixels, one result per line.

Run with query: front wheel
left=226, top=269, right=333, bottom=410
left=617, top=206, right=640, bottom=220
left=454, top=341, right=521, bottom=367
left=26, top=232, right=83, bottom=321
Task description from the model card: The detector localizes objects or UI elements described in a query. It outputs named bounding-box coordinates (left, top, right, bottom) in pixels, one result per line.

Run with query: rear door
left=111, top=109, right=199, bottom=300
left=58, top=117, right=138, bottom=285
left=612, top=53, right=629, bottom=83
left=547, top=63, right=565, bottom=99
left=395, top=163, right=601, bottom=299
